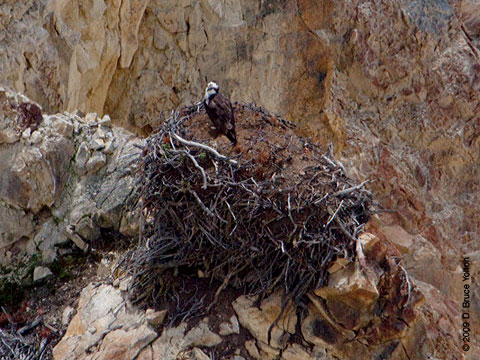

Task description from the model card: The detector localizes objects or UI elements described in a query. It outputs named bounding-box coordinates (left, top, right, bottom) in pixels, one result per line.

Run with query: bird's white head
left=204, top=81, right=219, bottom=105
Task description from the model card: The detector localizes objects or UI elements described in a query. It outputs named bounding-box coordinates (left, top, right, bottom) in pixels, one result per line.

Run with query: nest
left=0, top=328, right=48, bottom=360
left=127, top=102, right=372, bottom=319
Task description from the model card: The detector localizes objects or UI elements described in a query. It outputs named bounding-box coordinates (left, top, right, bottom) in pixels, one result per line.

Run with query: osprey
left=203, top=81, right=237, bottom=145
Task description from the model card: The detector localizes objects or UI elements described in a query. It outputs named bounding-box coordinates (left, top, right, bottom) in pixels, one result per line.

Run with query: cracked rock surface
left=0, top=87, right=142, bottom=267
left=1, top=0, right=480, bottom=358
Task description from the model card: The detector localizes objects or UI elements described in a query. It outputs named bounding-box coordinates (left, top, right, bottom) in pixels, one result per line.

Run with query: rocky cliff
left=1, top=0, right=479, bottom=359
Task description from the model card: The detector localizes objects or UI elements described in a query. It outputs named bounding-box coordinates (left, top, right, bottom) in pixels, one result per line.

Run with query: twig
left=461, top=24, right=479, bottom=58
left=0, top=329, right=15, bottom=356
left=314, top=193, right=329, bottom=205
left=329, top=209, right=356, bottom=242
left=186, top=152, right=208, bottom=189
left=170, top=131, right=238, bottom=165
left=43, top=321, right=59, bottom=334
left=321, top=155, right=337, bottom=168
left=332, top=180, right=370, bottom=197
left=1, top=307, right=13, bottom=325
left=65, top=225, right=89, bottom=252
left=17, top=316, right=42, bottom=335
left=225, top=201, right=238, bottom=236
left=38, top=338, right=49, bottom=360
left=207, top=266, right=246, bottom=313
left=190, top=191, right=214, bottom=217
left=326, top=200, right=344, bottom=227
left=400, top=265, right=412, bottom=308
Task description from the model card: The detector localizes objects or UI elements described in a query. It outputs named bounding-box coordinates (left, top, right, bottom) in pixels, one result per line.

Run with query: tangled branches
left=128, top=102, right=372, bottom=318
left=0, top=328, right=48, bottom=360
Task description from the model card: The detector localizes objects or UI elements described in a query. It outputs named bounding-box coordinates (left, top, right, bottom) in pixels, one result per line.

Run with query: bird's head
left=204, top=81, right=219, bottom=104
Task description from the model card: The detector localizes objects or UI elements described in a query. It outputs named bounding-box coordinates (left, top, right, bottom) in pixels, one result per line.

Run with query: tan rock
left=150, top=324, right=188, bottom=360
left=301, top=303, right=342, bottom=347
left=137, top=346, right=154, bottom=360
left=5, top=139, right=73, bottom=212
left=74, top=142, right=90, bottom=175
left=99, top=114, right=112, bottom=127
left=151, top=320, right=221, bottom=360
left=0, top=128, right=20, bottom=144
left=33, top=266, right=53, bottom=282
left=281, top=343, right=312, bottom=360
left=119, top=0, right=149, bottom=68
left=53, top=284, right=157, bottom=360
left=51, top=0, right=122, bottom=115
left=103, top=139, right=116, bottom=154
left=91, top=138, right=106, bottom=150
left=256, top=340, right=280, bottom=359
left=62, top=306, right=75, bottom=327
left=379, top=225, right=414, bottom=254
left=52, top=116, right=74, bottom=138
left=327, top=257, right=351, bottom=274
left=119, top=208, right=140, bottom=236
left=219, top=314, right=240, bottom=336
left=358, top=232, right=387, bottom=263
left=315, top=262, right=379, bottom=313
left=183, top=320, right=222, bottom=348
left=86, top=151, right=107, bottom=173
left=145, top=308, right=167, bottom=327
left=92, top=324, right=156, bottom=360
left=358, top=232, right=380, bottom=253
left=0, top=91, right=74, bottom=215
left=306, top=294, right=355, bottom=341
left=232, top=292, right=296, bottom=350
left=401, top=234, right=452, bottom=295
left=27, top=219, right=68, bottom=263
left=190, top=347, right=210, bottom=360
left=85, top=113, right=98, bottom=125
left=20, top=123, right=33, bottom=139
left=0, top=201, right=34, bottom=250
left=65, top=224, right=90, bottom=253
left=244, top=340, right=261, bottom=360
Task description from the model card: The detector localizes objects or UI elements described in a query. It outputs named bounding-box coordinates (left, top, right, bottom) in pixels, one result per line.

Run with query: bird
left=203, top=81, right=237, bottom=146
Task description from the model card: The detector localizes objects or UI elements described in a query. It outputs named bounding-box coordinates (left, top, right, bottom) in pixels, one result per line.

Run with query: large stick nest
left=128, top=102, right=372, bottom=314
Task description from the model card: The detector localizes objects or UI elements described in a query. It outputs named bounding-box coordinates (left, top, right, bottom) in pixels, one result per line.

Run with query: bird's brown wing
left=211, top=95, right=235, bottom=129
left=205, top=93, right=237, bottom=145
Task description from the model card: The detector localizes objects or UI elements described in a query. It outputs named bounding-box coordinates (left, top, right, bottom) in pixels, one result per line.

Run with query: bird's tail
left=227, top=131, right=237, bottom=146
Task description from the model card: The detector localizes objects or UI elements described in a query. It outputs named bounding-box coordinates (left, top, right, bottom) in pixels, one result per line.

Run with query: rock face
left=50, top=231, right=427, bottom=360
left=1, top=0, right=479, bottom=359
left=53, top=283, right=225, bottom=360
left=0, top=88, right=71, bottom=252
left=1, top=0, right=478, bottom=255
left=0, top=87, right=142, bottom=269
left=0, top=87, right=471, bottom=359
left=52, top=283, right=157, bottom=360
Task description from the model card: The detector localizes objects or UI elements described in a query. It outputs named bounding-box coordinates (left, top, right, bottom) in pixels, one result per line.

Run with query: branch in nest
left=326, top=200, right=344, bottom=227
left=327, top=204, right=356, bottom=242
left=169, top=131, right=238, bottom=165
left=333, top=180, right=370, bottom=197
left=190, top=190, right=215, bottom=217
left=186, top=152, right=208, bottom=190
